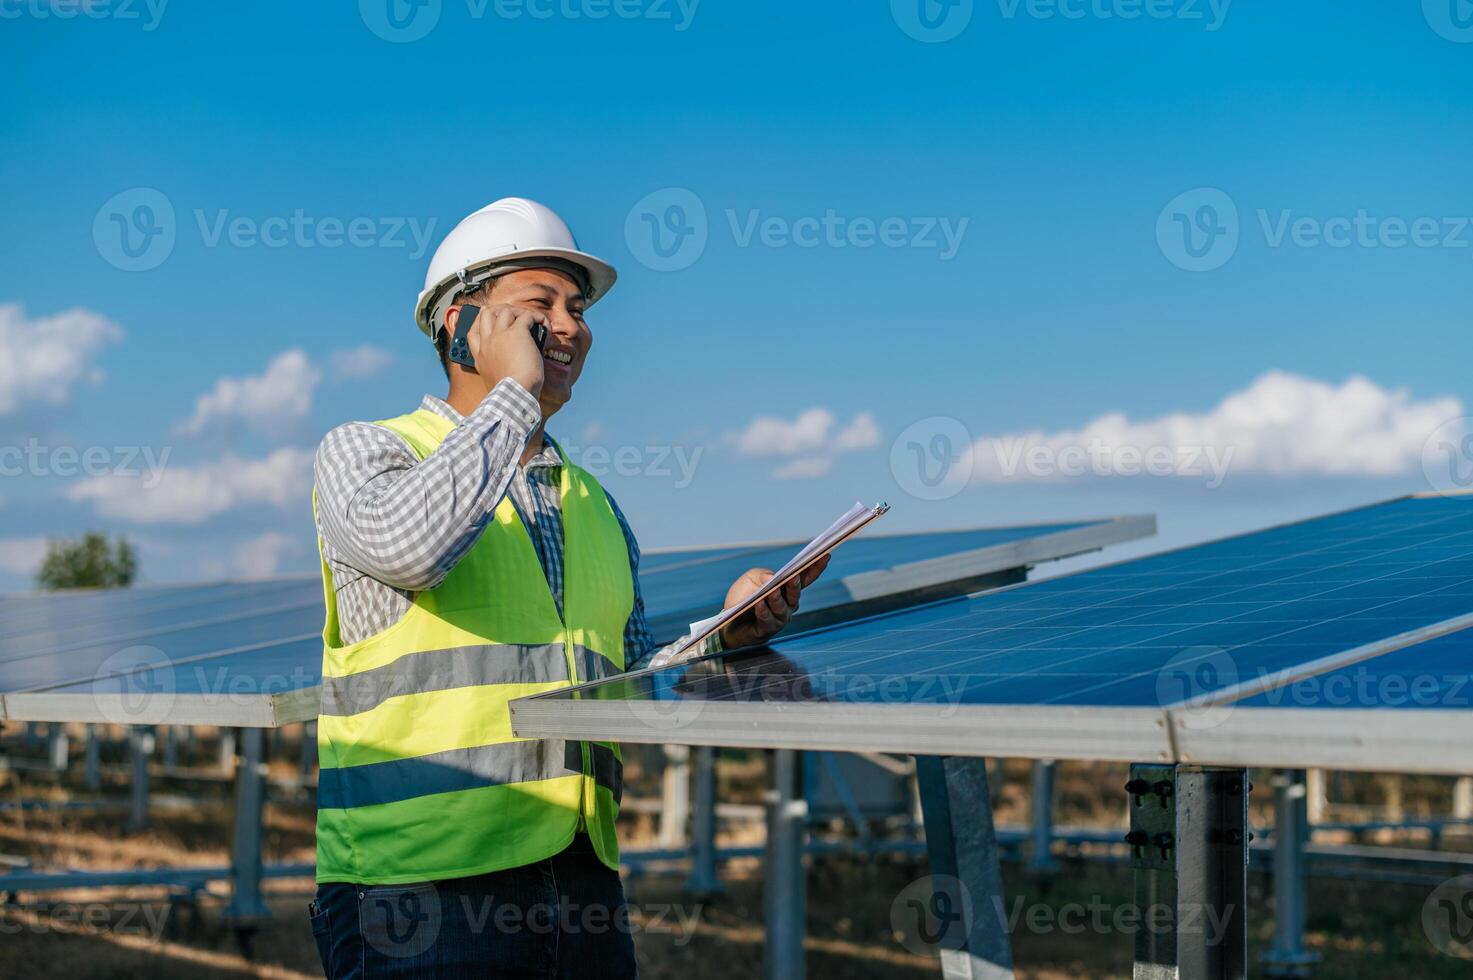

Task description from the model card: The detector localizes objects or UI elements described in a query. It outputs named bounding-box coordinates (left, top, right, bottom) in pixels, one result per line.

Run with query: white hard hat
left=414, top=197, right=618, bottom=340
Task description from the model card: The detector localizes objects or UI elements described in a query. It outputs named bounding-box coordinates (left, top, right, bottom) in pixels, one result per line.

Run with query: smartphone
left=446, top=305, right=548, bottom=369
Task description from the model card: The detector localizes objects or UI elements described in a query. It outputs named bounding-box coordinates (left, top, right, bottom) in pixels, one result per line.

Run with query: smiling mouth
left=545, top=349, right=573, bottom=365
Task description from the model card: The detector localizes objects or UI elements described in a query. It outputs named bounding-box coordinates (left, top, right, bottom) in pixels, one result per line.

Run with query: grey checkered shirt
left=313, top=380, right=713, bottom=669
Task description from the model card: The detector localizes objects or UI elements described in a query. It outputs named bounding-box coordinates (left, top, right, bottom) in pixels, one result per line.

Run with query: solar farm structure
left=511, top=494, right=1473, bottom=979
left=0, top=515, right=1152, bottom=953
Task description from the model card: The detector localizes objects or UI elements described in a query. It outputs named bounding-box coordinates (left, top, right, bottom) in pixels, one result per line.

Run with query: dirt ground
left=0, top=728, right=1468, bottom=979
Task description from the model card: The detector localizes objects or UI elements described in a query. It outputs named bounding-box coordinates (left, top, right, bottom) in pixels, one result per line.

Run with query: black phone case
left=447, top=305, right=548, bottom=368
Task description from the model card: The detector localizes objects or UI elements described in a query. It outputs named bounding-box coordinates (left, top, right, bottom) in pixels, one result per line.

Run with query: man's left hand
left=718, top=554, right=831, bottom=649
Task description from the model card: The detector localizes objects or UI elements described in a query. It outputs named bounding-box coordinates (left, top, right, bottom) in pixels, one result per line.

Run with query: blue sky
left=1, top=0, right=1471, bottom=589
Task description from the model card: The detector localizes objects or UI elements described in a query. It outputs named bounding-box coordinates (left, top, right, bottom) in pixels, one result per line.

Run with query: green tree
left=35, top=532, right=138, bottom=590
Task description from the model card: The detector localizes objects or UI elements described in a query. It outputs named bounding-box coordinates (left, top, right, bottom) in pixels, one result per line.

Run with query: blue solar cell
left=546, top=496, right=1473, bottom=713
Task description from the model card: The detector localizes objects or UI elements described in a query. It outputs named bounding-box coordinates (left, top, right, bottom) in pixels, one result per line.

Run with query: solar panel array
left=0, top=518, right=1143, bottom=725
left=511, top=496, right=1473, bottom=772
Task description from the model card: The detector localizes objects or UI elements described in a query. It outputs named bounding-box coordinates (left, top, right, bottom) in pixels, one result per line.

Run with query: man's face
left=488, top=267, right=592, bottom=416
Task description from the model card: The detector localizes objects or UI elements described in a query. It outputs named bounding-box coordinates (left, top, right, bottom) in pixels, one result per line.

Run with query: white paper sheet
left=648, top=501, right=890, bottom=669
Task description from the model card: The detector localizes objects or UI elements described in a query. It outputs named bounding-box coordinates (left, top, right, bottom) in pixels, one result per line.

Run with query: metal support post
left=687, top=745, right=724, bottom=897
left=223, top=727, right=271, bottom=924
left=162, top=725, right=178, bottom=769
left=1029, top=760, right=1059, bottom=873
left=1304, top=769, right=1326, bottom=826
left=1263, top=770, right=1318, bottom=978
left=84, top=724, right=101, bottom=790
left=659, top=744, right=691, bottom=849
left=764, top=749, right=807, bottom=980
left=127, top=726, right=153, bottom=832
left=915, top=755, right=1015, bottom=980
left=1127, top=764, right=1248, bottom=980
left=47, top=724, right=70, bottom=771
left=219, top=727, right=237, bottom=773
left=300, top=721, right=317, bottom=777
left=1454, top=776, right=1473, bottom=820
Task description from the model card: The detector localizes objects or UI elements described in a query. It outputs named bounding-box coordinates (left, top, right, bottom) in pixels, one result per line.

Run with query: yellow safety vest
left=313, top=408, right=631, bottom=885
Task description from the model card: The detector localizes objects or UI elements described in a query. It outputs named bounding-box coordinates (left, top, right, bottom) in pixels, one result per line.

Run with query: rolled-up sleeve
left=313, top=380, right=541, bottom=592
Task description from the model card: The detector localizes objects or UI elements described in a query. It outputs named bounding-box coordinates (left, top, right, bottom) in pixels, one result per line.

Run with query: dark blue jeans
left=310, top=834, right=637, bottom=978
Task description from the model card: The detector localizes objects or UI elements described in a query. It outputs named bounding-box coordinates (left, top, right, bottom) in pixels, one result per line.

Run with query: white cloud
left=0, top=304, right=123, bottom=415
left=0, top=537, right=49, bottom=577
left=732, top=408, right=882, bottom=480
left=232, top=531, right=301, bottom=578
left=178, top=349, right=320, bottom=437
left=962, top=371, right=1462, bottom=486
left=67, top=447, right=313, bottom=524
left=331, top=345, right=395, bottom=381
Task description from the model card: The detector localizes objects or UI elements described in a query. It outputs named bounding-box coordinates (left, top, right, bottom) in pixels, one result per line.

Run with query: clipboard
left=649, top=500, right=890, bottom=668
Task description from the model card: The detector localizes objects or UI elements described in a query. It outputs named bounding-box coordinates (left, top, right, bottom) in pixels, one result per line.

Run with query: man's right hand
left=452, top=303, right=548, bottom=398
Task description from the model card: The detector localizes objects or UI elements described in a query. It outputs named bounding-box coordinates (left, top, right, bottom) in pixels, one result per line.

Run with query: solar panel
left=0, top=516, right=1153, bottom=723
left=509, top=495, right=1473, bottom=774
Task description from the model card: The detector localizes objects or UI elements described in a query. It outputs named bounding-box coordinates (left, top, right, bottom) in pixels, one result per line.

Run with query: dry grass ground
left=0, top=730, right=1468, bottom=978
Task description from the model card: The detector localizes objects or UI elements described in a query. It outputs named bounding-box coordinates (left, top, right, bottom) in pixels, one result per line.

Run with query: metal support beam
left=162, top=725, right=178, bottom=769
left=1454, top=776, right=1473, bottom=821
left=223, top=727, right=270, bottom=923
left=1128, top=764, right=1248, bottom=980
left=659, top=744, right=691, bottom=849
left=686, top=745, right=724, bottom=897
left=764, top=749, right=807, bottom=980
left=1263, top=770, right=1318, bottom=978
left=915, top=755, right=1015, bottom=980
left=127, top=726, right=152, bottom=832
left=1029, top=760, right=1059, bottom=873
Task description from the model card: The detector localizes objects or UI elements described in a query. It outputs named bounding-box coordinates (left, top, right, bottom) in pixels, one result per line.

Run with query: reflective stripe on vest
left=313, top=408, right=632, bottom=885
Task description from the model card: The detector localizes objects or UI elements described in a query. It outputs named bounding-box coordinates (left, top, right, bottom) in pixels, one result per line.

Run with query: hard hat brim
left=414, top=247, right=618, bottom=339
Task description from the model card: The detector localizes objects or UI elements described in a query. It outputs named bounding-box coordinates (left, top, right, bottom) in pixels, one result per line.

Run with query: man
left=307, top=197, right=828, bottom=978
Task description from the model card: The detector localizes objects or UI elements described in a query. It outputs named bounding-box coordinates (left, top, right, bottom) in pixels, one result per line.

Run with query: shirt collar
left=420, top=394, right=563, bottom=471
